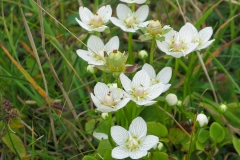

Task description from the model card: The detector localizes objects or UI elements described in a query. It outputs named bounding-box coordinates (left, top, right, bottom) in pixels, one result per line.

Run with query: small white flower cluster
left=156, top=22, right=215, bottom=58
left=75, top=0, right=215, bottom=159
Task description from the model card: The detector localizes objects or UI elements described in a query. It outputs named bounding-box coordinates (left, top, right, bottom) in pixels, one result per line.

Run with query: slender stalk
left=169, top=58, right=179, bottom=92
left=149, top=40, right=156, bottom=65
left=183, top=54, right=194, bottom=99
left=128, top=32, right=133, bottom=64
left=196, top=52, right=218, bottom=105
left=94, top=0, right=99, bottom=13
left=93, top=73, right=98, bottom=82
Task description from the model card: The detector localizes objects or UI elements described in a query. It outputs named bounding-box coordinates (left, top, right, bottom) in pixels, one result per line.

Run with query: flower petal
left=104, top=36, right=120, bottom=54
left=110, top=17, right=125, bottom=28
left=134, top=5, right=149, bottom=23
left=141, top=135, right=159, bottom=150
left=129, top=150, right=148, bottom=159
left=116, top=4, right=132, bottom=20
left=198, top=27, right=213, bottom=43
left=112, top=146, right=130, bottom=159
left=91, top=93, right=102, bottom=109
left=94, top=82, right=109, bottom=100
left=129, top=117, right=147, bottom=138
left=79, top=6, right=93, bottom=23
left=162, top=84, right=171, bottom=93
left=156, top=67, right=172, bottom=84
left=137, top=100, right=156, bottom=106
left=114, top=97, right=131, bottom=110
left=165, top=51, right=185, bottom=58
left=76, top=49, right=105, bottom=65
left=87, top=35, right=105, bottom=55
left=97, top=5, right=112, bottom=23
left=111, top=126, right=129, bottom=145
left=179, top=23, right=194, bottom=42
left=197, top=39, right=215, bottom=50
left=146, top=83, right=165, bottom=100
left=132, top=70, right=150, bottom=88
left=76, top=18, right=92, bottom=31
left=142, top=63, right=156, bottom=79
left=120, top=73, right=132, bottom=92
left=184, top=43, right=198, bottom=56
left=156, top=41, right=169, bottom=53
left=93, top=25, right=108, bottom=32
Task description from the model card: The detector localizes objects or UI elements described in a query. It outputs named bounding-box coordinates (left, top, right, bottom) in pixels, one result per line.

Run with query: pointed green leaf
left=147, top=122, right=168, bottom=137
left=2, top=132, right=26, bottom=158
left=82, top=156, right=98, bottom=160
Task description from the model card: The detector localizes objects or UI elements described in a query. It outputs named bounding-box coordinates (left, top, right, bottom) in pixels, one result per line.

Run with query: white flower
left=120, top=70, right=165, bottom=106
left=196, top=113, right=208, bottom=127
left=138, top=50, right=148, bottom=59
left=111, top=117, right=159, bottom=159
left=142, top=63, right=172, bottom=92
left=93, top=132, right=108, bottom=140
left=76, top=5, right=112, bottom=32
left=90, top=82, right=131, bottom=112
left=86, top=65, right=96, bottom=73
left=165, top=93, right=178, bottom=106
left=156, top=23, right=199, bottom=58
left=187, top=22, right=215, bottom=50
left=110, top=4, right=149, bottom=32
left=120, top=0, right=147, bottom=4
left=76, top=35, right=119, bottom=65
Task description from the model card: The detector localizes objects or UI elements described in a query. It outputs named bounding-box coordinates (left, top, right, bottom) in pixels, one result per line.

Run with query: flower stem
left=94, top=0, right=98, bottom=13
left=196, top=51, right=218, bottom=105
left=93, top=73, right=98, bottom=82
left=169, top=58, right=179, bottom=92
left=183, top=54, right=194, bottom=99
left=128, top=32, right=133, bottom=64
left=149, top=39, right=156, bottom=65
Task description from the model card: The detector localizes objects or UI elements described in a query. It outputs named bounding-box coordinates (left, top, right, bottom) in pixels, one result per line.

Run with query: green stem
left=149, top=40, right=156, bottom=65
left=93, top=73, right=98, bottom=82
left=183, top=54, right=194, bottom=99
left=128, top=32, right=133, bottom=64
left=94, top=0, right=98, bottom=13
left=169, top=58, right=179, bottom=92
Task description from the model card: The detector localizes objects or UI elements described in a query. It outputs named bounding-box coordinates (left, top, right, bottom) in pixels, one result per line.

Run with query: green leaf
left=209, top=122, right=225, bottom=143
left=150, top=152, right=168, bottom=160
left=147, top=122, right=168, bottom=137
left=85, top=119, right=96, bottom=134
left=9, top=117, right=23, bottom=129
left=195, top=1, right=222, bottom=28
left=97, top=139, right=112, bottom=156
left=233, top=137, right=240, bottom=155
left=103, top=150, right=114, bottom=160
left=198, top=129, right=209, bottom=143
left=169, top=127, right=187, bottom=144
left=82, top=156, right=98, bottom=160
left=2, top=132, right=26, bottom=158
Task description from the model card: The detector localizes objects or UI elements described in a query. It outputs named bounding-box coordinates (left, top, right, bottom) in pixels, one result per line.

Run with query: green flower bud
left=87, top=65, right=96, bottom=74
left=147, top=19, right=163, bottom=36
left=138, top=50, right=148, bottom=59
left=219, top=103, right=227, bottom=113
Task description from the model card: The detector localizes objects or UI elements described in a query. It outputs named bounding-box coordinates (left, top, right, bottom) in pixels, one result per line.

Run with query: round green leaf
left=209, top=122, right=225, bottom=143
left=2, top=132, right=26, bottom=158
left=147, top=122, right=168, bottom=137
left=198, top=129, right=209, bottom=143
left=233, top=137, right=240, bottom=155
left=150, top=152, right=168, bottom=160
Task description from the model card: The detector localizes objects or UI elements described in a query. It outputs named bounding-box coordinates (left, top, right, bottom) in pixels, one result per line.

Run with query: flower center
left=90, top=14, right=104, bottom=28
left=192, top=35, right=202, bottom=46
left=172, top=41, right=183, bottom=50
left=135, top=86, right=145, bottom=97
left=169, top=36, right=186, bottom=53
left=125, top=14, right=135, bottom=27
left=127, top=136, right=140, bottom=150
left=102, top=94, right=115, bottom=107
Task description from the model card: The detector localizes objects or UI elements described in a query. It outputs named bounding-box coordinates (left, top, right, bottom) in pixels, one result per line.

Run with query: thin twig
left=196, top=51, right=219, bottom=105
left=176, top=0, right=186, bottom=23
left=158, top=106, right=191, bottom=137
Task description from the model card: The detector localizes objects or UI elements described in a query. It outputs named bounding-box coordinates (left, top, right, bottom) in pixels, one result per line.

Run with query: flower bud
left=177, top=100, right=182, bottom=107
left=101, top=112, right=109, bottom=119
left=165, top=93, right=178, bottom=106
left=157, top=142, right=164, bottom=150
left=196, top=113, right=208, bottom=127
left=218, top=103, right=227, bottom=113
left=138, top=50, right=148, bottom=59
left=87, top=65, right=96, bottom=74
left=147, top=19, right=162, bottom=36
